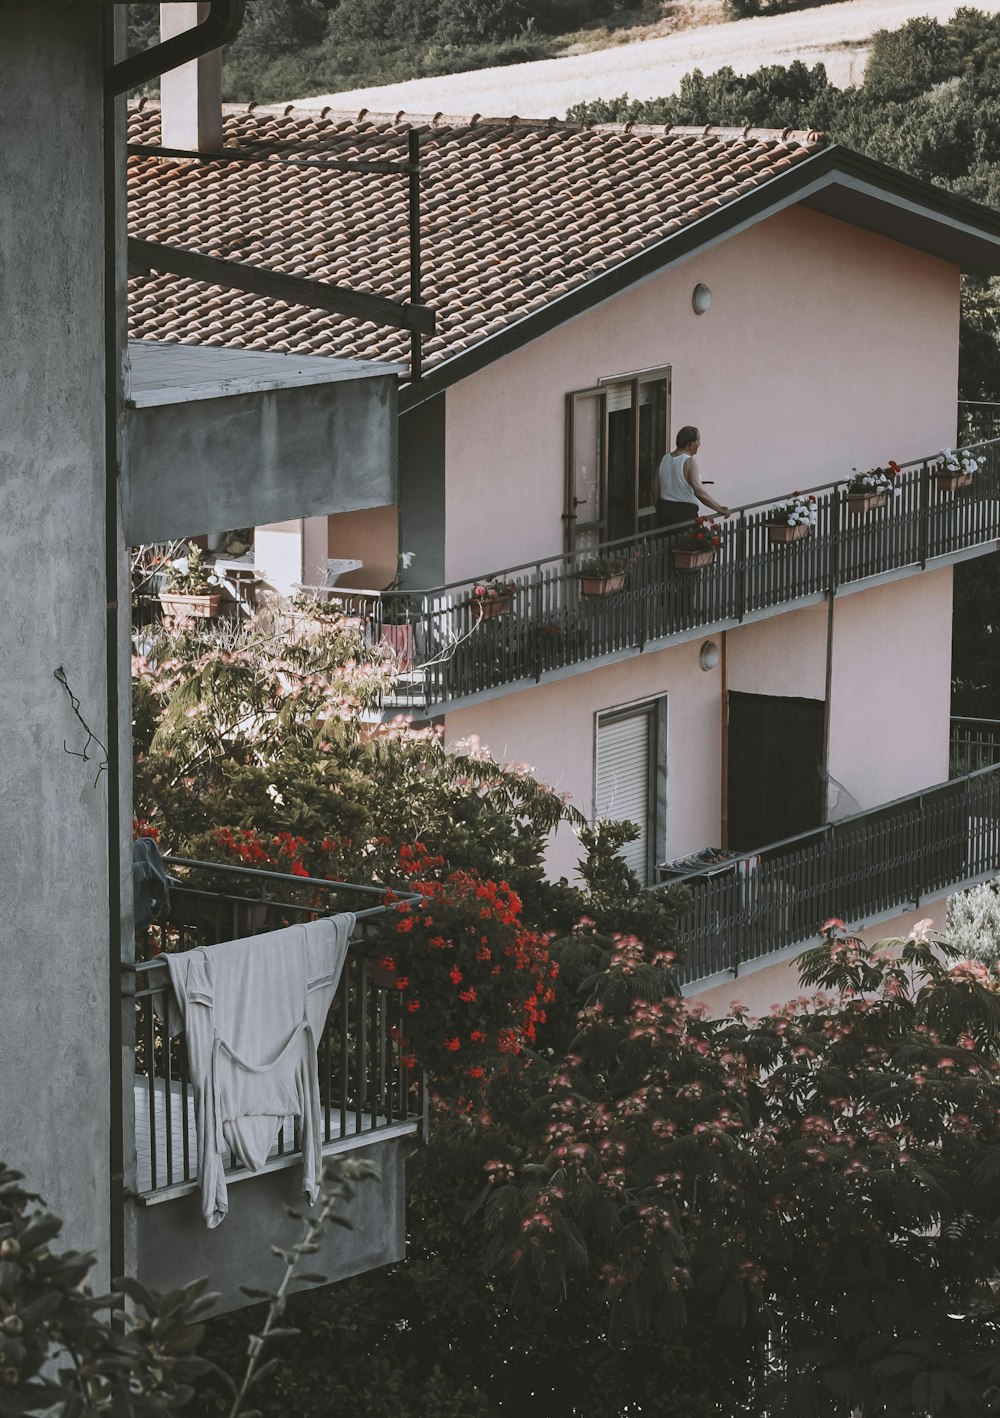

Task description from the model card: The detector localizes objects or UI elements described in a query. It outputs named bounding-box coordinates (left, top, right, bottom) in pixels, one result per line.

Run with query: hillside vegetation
left=570, top=10, right=1000, bottom=402
left=129, top=0, right=667, bottom=103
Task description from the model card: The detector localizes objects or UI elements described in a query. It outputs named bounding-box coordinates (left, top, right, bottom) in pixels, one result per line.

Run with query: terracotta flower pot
left=846, top=492, right=886, bottom=515
left=935, top=472, right=973, bottom=493
left=158, top=591, right=222, bottom=627
left=767, top=523, right=811, bottom=544
left=673, top=549, right=715, bottom=571
left=580, top=572, right=626, bottom=596
left=474, top=594, right=513, bottom=620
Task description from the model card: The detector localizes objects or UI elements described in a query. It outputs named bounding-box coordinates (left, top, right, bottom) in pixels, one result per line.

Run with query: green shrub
left=0, top=1163, right=214, bottom=1416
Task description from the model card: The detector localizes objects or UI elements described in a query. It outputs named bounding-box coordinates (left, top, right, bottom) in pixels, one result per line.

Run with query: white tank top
left=658, top=451, right=699, bottom=504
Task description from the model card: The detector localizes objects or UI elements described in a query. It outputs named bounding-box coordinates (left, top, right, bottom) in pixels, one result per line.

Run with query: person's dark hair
left=675, top=425, right=700, bottom=449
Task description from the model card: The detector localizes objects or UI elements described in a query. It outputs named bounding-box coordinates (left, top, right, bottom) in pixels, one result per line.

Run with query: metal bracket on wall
left=104, top=0, right=246, bottom=97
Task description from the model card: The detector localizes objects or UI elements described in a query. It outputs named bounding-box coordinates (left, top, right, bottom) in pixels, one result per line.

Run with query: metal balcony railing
left=361, top=435, right=1000, bottom=708
left=950, top=716, right=1000, bottom=777
left=959, top=400, right=1000, bottom=446
left=130, top=436, right=1000, bottom=709
left=662, top=763, right=1000, bottom=985
left=125, top=859, right=425, bottom=1198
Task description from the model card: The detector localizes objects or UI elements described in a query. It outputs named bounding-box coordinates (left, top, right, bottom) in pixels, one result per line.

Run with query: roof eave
left=400, top=145, right=1000, bottom=414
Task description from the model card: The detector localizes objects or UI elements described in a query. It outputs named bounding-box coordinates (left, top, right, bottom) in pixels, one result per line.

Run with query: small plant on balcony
left=577, top=552, right=630, bottom=596
left=471, top=576, right=517, bottom=602
left=576, top=552, right=629, bottom=577
left=159, top=541, right=223, bottom=628
left=936, top=447, right=981, bottom=492
left=470, top=577, right=517, bottom=619
left=767, top=492, right=817, bottom=543
left=673, top=518, right=722, bottom=569
left=769, top=492, right=817, bottom=527
left=163, top=541, right=220, bottom=596
left=845, top=461, right=900, bottom=511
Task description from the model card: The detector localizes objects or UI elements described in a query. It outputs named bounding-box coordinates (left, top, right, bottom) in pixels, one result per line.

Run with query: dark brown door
left=727, top=692, right=825, bottom=849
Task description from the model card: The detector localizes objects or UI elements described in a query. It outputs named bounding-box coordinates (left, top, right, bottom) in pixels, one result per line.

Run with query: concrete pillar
left=159, top=3, right=223, bottom=152
left=255, top=518, right=329, bottom=596
left=0, top=2, right=112, bottom=1283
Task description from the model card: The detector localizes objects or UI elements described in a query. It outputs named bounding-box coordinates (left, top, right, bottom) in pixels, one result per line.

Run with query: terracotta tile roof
left=127, top=104, right=826, bottom=373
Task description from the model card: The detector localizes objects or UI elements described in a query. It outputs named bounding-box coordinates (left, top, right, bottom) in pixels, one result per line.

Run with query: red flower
left=449, top=966, right=463, bottom=985
left=459, top=987, right=477, bottom=1003
left=445, top=1037, right=461, bottom=1052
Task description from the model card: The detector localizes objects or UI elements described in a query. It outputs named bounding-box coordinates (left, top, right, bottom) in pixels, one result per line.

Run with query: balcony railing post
left=532, top=563, right=544, bottom=682
left=737, top=512, right=747, bottom=623
left=420, top=593, right=433, bottom=701
left=919, top=458, right=930, bottom=569
left=829, top=486, right=841, bottom=596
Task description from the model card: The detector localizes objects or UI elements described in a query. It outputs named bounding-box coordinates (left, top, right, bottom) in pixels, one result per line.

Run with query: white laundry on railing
left=165, top=913, right=355, bottom=1228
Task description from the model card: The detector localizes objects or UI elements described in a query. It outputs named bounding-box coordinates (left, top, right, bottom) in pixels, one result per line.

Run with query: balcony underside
left=124, top=341, right=401, bottom=544
left=133, top=1129, right=412, bottom=1314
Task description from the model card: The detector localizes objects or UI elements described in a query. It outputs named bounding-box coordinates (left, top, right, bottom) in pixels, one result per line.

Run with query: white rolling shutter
left=595, top=707, right=654, bottom=883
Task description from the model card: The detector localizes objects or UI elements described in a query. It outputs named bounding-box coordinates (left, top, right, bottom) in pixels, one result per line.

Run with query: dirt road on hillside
left=293, top=0, right=1000, bottom=118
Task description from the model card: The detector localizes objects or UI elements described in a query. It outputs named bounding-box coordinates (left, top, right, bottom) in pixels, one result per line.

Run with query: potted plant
left=577, top=553, right=628, bottom=596
left=379, top=592, right=419, bottom=670
left=935, top=447, right=981, bottom=492
left=158, top=542, right=223, bottom=627
left=673, top=519, right=722, bottom=570
left=767, top=492, right=817, bottom=544
left=470, top=577, right=517, bottom=620
left=845, top=461, right=900, bottom=514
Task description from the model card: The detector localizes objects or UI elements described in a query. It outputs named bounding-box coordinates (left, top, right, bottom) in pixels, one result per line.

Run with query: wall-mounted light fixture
left=692, top=282, right=713, bottom=315
left=699, top=640, right=720, bottom=671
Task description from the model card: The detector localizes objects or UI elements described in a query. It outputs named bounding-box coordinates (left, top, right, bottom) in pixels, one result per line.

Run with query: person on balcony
left=655, top=426, right=731, bottom=531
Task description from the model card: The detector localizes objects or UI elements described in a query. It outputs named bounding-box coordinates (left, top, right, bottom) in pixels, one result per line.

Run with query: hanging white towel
left=165, top=913, right=355, bottom=1228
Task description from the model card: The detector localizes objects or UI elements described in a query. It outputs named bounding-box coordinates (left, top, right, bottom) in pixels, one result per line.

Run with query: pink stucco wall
left=446, top=639, right=724, bottom=882
left=444, top=566, right=953, bottom=880
left=440, top=201, right=959, bottom=882
left=726, top=603, right=829, bottom=701
left=827, top=569, right=953, bottom=813
left=443, top=204, right=959, bottom=583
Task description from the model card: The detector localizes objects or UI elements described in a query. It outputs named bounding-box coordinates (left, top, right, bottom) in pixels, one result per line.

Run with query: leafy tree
left=187, top=892, right=1000, bottom=1415
left=0, top=1162, right=214, bottom=1415
left=862, top=17, right=955, bottom=103
left=227, top=0, right=333, bottom=57
left=133, top=608, right=583, bottom=926
left=0, top=1154, right=379, bottom=1418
